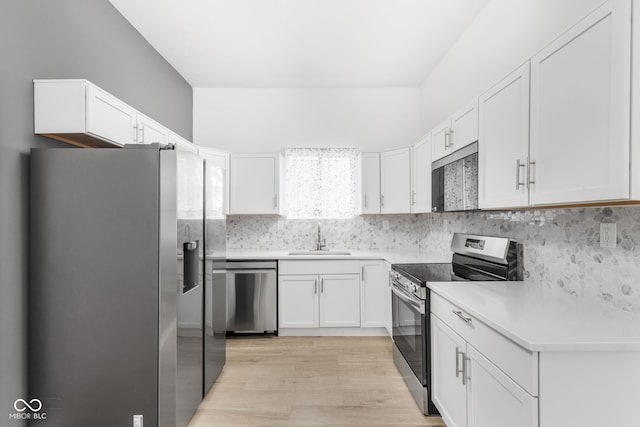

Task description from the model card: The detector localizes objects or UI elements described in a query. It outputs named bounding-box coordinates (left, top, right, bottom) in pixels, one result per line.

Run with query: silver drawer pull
left=452, top=310, right=472, bottom=325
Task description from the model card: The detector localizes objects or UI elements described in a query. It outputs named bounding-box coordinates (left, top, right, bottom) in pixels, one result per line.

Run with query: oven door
left=391, top=282, right=427, bottom=386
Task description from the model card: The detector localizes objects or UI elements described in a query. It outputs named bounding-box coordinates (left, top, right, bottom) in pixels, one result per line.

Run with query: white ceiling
left=108, top=0, right=490, bottom=88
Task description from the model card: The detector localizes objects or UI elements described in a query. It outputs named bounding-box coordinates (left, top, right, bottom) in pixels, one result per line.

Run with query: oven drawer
left=431, top=293, right=538, bottom=396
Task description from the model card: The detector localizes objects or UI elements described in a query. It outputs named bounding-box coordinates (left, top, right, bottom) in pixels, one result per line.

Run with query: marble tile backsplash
left=227, top=206, right=640, bottom=314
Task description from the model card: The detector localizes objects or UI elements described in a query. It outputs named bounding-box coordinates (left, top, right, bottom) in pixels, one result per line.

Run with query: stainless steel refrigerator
left=29, top=143, right=226, bottom=427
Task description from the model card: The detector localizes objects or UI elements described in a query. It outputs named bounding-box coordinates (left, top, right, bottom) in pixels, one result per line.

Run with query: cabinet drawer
left=279, top=260, right=360, bottom=275
left=431, top=293, right=538, bottom=395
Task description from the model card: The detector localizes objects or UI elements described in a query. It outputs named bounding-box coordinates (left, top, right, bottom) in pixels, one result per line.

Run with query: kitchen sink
left=288, top=250, right=351, bottom=256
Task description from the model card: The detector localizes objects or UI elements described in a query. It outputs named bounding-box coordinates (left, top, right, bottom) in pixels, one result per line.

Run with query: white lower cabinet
left=466, top=346, right=538, bottom=427
left=319, top=274, right=361, bottom=327
left=431, top=294, right=538, bottom=427
left=279, top=274, right=359, bottom=328
left=279, top=261, right=361, bottom=329
left=432, top=316, right=468, bottom=427
left=360, top=261, right=389, bottom=329
left=278, top=275, right=319, bottom=328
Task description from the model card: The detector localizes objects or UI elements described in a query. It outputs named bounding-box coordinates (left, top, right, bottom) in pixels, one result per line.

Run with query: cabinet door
left=431, top=119, right=452, bottom=162
left=383, top=263, right=392, bottom=336
left=278, top=275, right=319, bottom=328
left=199, top=146, right=230, bottom=215
left=360, top=262, right=387, bottom=328
left=466, top=346, right=538, bottom=427
left=450, top=99, right=479, bottom=152
left=319, top=274, right=360, bottom=328
left=230, top=153, right=280, bottom=214
left=85, top=83, right=137, bottom=146
left=478, top=62, right=531, bottom=209
left=529, top=0, right=631, bottom=205
left=380, top=147, right=412, bottom=214
left=411, top=134, right=432, bottom=213
left=360, top=153, right=381, bottom=214
left=136, top=112, right=169, bottom=145
left=431, top=315, right=467, bottom=427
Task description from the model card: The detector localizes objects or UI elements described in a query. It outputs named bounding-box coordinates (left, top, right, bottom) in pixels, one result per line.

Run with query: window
left=284, top=148, right=356, bottom=218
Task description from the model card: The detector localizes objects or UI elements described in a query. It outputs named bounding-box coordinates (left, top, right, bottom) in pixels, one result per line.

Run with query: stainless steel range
left=390, top=233, right=519, bottom=415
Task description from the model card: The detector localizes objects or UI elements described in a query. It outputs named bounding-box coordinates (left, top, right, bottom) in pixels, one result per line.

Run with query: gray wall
left=0, top=1, right=192, bottom=422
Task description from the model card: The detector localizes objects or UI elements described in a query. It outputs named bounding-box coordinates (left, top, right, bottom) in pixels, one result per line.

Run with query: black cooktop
left=392, top=263, right=453, bottom=286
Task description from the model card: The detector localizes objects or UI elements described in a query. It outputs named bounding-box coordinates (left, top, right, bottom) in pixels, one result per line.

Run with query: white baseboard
left=278, top=327, right=390, bottom=337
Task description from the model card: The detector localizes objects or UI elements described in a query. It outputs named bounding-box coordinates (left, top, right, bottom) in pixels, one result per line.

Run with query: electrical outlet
left=382, top=220, right=390, bottom=230
left=600, top=222, right=616, bottom=248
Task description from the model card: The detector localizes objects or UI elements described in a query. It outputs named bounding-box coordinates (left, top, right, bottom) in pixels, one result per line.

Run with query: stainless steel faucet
left=316, top=223, right=327, bottom=251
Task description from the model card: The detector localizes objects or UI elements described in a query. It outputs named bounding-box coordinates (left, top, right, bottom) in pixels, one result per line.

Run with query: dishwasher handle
left=225, top=269, right=276, bottom=274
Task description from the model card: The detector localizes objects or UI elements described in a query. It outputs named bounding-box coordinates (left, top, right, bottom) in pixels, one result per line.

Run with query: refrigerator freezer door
left=176, top=142, right=205, bottom=427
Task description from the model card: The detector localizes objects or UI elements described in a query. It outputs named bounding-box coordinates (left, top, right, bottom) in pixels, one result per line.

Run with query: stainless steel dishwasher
left=226, top=261, right=278, bottom=334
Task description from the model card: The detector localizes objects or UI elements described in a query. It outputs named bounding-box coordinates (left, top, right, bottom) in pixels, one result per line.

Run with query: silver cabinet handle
left=455, top=347, right=464, bottom=380
left=447, top=128, right=455, bottom=149
left=515, top=159, right=526, bottom=190
left=314, top=279, right=318, bottom=294
left=444, top=129, right=450, bottom=151
left=361, top=266, right=365, bottom=278
left=452, top=310, right=472, bottom=325
left=133, top=125, right=138, bottom=143
left=140, top=125, right=145, bottom=143
left=381, top=194, right=385, bottom=207
left=364, top=194, right=368, bottom=208
left=320, top=277, right=324, bottom=293
left=527, top=158, right=536, bottom=188
left=462, top=355, right=469, bottom=385
left=412, top=192, right=416, bottom=205
left=273, top=195, right=278, bottom=209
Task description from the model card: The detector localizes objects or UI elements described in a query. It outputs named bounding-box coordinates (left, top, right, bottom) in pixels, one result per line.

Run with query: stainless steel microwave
left=431, top=142, right=478, bottom=212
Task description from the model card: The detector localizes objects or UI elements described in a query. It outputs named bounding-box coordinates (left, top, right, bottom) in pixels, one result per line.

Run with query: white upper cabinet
left=451, top=100, right=479, bottom=152
left=135, top=112, right=169, bottom=145
left=357, top=152, right=381, bottom=214
left=431, top=119, right=452, bottom=162
left=529, top=0, right=631, bottom=206
left=380, top=147, right=412, bottom=214
left=432, top=100, right=479, bottom=162
left=198, top=145, right=230, bottom=216
left=85, top=83, right=137, bottom=146
left=479, top=62, right=531, bottom=209
left=34, top=79, right=178, bottom=149
left=411, top=133, right=432, bottom=213
left=229, top=153, right=281, bottom=214
left=34, top=79, right=138, bottom=147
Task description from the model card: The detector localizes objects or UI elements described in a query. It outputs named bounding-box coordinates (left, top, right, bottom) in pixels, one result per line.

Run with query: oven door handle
left=391, top=285, right=425, bottom=315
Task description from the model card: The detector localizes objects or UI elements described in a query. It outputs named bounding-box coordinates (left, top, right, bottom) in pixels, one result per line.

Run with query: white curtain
left=284, top=148, right=356, bottom=218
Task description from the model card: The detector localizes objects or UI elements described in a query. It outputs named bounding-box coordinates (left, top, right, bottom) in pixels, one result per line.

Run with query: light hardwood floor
left=188, top=336, right=446, bottom=426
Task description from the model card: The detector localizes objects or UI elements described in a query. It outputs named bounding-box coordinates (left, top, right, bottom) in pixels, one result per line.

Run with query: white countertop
left=226, top=250, right=450, bottom=264
left=428, top=281, right=640, bottom=352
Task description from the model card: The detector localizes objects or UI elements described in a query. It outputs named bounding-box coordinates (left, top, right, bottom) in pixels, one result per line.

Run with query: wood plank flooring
left=188, top=336, right=446, bottom=426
